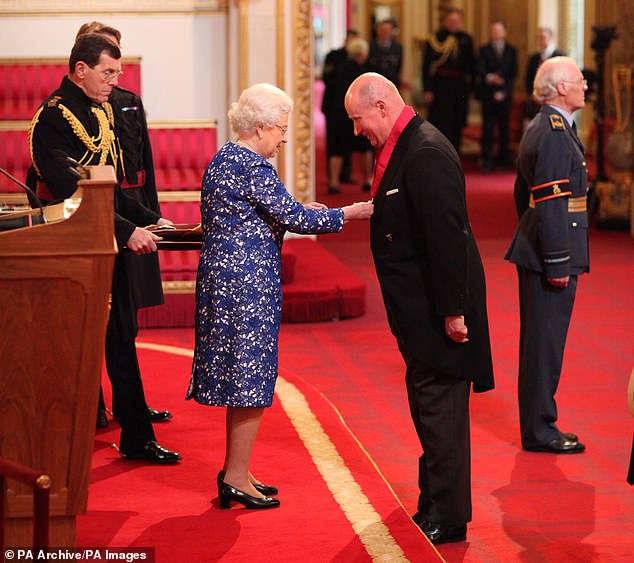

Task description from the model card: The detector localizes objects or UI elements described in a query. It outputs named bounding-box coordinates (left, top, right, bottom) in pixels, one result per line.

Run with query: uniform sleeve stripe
left=533, top=191, right=573, bottom=203
left=530, top=179, right=570, bottom=191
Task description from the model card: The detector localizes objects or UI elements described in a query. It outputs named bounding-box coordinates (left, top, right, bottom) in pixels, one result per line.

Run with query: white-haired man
left=506, top=56, right=589, bottom=454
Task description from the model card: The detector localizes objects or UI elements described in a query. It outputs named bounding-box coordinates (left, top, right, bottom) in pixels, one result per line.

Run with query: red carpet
left=81, top=343, right=439, bottom=562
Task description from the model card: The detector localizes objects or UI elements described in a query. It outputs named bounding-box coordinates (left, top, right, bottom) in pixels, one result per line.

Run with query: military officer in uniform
left=506, top=56, right=589, bottom=454
left=422, top=7, right=476, bottom=152
left=28, top=33, right=181, bottom=463
left=75, top=22, right=173, bottom=427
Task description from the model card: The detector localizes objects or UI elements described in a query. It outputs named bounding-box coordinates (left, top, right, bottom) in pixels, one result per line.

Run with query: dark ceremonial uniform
left=107, top=86, right=165, bottom=419
left=368, top=39, right=403, bottom=87
left=109, top=87, right=163, bottom=311
left=477, top=41, right=517, bottom=169
left=505, top=105, right=589, bottom=449
left=525, top=49, right=565, bottom=119
left=422, top=29, right=475, bottom=151
left=371, top=113, right=494, bottom=527
left=29, top=76, right=161, bottom=455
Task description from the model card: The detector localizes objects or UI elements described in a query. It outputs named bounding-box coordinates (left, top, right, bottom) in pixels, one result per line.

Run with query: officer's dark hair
left=69, top=33, right=121, bottom=74
left=445, top=7, right=464, bottom=18
left=76, top=21, right=122, bottom=45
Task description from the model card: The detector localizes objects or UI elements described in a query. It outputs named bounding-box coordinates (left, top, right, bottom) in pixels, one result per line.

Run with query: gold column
left=292, top=0, right=313, bottom=202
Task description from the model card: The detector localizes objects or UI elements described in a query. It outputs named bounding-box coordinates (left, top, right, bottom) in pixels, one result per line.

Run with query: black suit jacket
left=477, top=42, right=517, bottom=101
left=370, top=115, right=494, bottom=392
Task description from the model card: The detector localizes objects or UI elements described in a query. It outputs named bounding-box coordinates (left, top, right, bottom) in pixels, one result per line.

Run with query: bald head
left=345, top=73, right=404, bottom=148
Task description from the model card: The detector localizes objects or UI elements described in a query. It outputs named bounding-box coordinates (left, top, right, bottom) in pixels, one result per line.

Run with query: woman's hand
left=303, top=201, right=328, bottom=210
left=157, top=217, right=174, bottom=226
left=342, top=201, right=374, bottom=222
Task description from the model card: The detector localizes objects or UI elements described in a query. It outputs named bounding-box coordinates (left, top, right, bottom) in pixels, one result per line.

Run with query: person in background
left=28, top=33, right=181, bottom=463
left=506, top=57, right=588, bottom=455
left=525, top=27, right=565, bottom=121
left=76, top=22, right=173, bottom=428
left=422, top=7, right=476, bottom=152
left=187, top=83, right=373, bottom=510
left=368, top=19, right=403, bottom=88
left=321, top=29, right=359, bottom=184
left=322, top=37, right=373, bottom=194
left=345, top=73, right=494, bottom=544
left=477, top=20, right=517, bottom=172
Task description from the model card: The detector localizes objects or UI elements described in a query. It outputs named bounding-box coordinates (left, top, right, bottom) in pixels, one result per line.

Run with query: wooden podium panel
left=0, top=166, right=117, bottom=547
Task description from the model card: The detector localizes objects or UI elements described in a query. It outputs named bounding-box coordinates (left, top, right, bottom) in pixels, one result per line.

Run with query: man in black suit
left=506, top=56, right=588, bottom=454
left=28, top=33, right=181, bottom=464
left=422, top=7, right=476, bottom=152
left=368, top=19, right=403, bottom=88
left=345, top=73, right=494, bottom=545
left=525, top=28, right=565, bottom=120
left=477, top=20, right=517, bottom=171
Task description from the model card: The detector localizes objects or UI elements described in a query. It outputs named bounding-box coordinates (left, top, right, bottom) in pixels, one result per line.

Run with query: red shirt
left=370, top=105, right=416, bottom=197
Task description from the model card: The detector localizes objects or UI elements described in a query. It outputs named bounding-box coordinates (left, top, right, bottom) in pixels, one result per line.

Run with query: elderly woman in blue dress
left=187, top=83, right=373, bottom=510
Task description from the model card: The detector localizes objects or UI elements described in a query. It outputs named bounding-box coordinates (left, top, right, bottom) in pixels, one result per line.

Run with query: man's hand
left=127, top=227, right=161, bottom=255
left=445, top=315, right=469, bottom=343
left=547, top=276, right=569, bottom=288
left=423, top=91, right=434, bottom=105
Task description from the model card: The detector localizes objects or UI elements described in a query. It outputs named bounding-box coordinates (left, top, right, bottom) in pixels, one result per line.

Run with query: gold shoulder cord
left=28, top=106, right=45, bottom=179
left=29, top=102, right=120, bottom=179
left=428, top=34, right=458, bottom=77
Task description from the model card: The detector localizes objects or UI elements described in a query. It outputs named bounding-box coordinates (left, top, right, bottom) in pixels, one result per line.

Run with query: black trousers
left=518, top=267, right=577, bottom=448
left=405, top=358, right=472, bottom=526
left=105, top=288, right=155, bottom=454
left=481, top=97, right=512, bottom=167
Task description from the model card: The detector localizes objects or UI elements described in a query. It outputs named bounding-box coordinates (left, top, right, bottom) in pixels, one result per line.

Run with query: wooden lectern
left=0, top=166, right=117, bottom=547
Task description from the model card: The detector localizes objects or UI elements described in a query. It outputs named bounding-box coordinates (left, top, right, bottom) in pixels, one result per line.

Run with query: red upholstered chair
left=148, top=121, right=217, bottom=191
left=0, top=123, right=30, bottom=192
left=0, top=58, right=141, bottom=121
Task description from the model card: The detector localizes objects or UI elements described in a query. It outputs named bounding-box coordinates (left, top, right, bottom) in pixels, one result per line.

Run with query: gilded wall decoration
left=0, top=0, right=225, bottom=15
left=292, top=0, right=313, bottom=203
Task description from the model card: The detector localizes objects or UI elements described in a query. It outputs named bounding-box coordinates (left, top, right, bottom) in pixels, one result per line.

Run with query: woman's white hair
left=533, top=56, right=578, bottom=103
left=228, top=83, right=293, bottom=135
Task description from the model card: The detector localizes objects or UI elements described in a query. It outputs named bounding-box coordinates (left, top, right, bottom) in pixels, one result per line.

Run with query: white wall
left=0, top=14, right=228, bottom=140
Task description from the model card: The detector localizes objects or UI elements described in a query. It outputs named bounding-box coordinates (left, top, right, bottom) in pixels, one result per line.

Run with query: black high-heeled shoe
left=217, top=470, right=279, bottom=496
left=218, top=481, right=280, bottom=510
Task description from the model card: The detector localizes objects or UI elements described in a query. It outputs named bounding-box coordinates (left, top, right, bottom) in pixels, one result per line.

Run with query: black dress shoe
left=414, top=518, right=467, bottom=545
left=361, top=183, right=371, bottom=192
left=96, top=408, right=109, bottom=428
left=122, top=441, right=182, bottom=464
left=217, top=470, right=278, bottom=496
left=328, top=185, right=340, bottom=194
left=524, top=436, right=585, bottom=454
left=148, top=406, right=173, bottom=423
left=218, top=481, right=280, bottom=510
left=561, top=431, right=578, bottom=442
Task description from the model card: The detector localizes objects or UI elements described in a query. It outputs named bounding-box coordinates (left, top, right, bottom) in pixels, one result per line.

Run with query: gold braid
left=428, top=34, right=459, bottom=77
left=28, top=106, right=45, bottom=179
left=58, top=103, right=118, bottom=168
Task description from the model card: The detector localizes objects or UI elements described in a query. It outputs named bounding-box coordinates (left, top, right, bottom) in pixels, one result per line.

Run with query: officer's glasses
left=88, top=65, right=124, bottom=83
left=561, top=79, right=588, bottom=90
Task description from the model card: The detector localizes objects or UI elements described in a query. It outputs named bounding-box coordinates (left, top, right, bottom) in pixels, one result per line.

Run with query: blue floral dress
left=186, top=142, right=344, bottom=407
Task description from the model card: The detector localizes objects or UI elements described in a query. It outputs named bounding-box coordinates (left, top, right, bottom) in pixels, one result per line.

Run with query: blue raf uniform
left=505, top=104, right=589, bottom=449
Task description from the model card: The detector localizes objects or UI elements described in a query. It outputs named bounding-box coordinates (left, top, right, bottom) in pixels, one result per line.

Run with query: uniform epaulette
left=47, top=95, right=62, bottom=108
left=549, top=114, right=566, bottom=130
left=530, top=179, right=572, bottom=204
